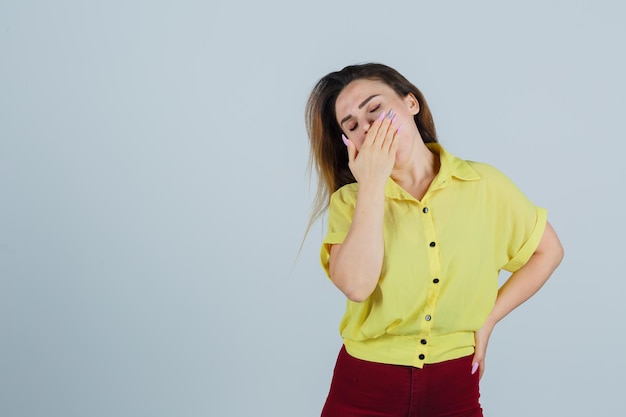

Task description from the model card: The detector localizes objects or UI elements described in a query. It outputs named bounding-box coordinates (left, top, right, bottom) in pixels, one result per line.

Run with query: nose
left=363, top=111, right=381, bottom=133
left=352, top=118, right=375, bottom=147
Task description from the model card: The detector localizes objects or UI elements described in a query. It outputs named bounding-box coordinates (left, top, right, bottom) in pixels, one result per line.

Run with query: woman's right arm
left=328, top=183, right=386, bottom=302
left=328, top=111, right=399, bottom=302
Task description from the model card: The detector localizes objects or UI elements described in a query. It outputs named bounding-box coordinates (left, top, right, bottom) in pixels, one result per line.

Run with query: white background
left=1, top=1, right=624, bottom=416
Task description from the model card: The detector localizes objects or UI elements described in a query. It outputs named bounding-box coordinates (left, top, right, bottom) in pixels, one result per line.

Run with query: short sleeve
left=476, top=164, right=548, bottom=273
left=320, top=186, right=357, bottom=278
left=502, top=206, right=547, bottom=271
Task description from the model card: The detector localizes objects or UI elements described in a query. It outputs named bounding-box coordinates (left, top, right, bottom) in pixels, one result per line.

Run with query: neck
left=390, top=139, right=440, bottom=200
left=392, top=142, right=439, bottom=184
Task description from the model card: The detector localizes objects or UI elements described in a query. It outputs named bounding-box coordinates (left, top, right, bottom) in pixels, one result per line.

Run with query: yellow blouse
left=321, top=144, right=547, bottom=368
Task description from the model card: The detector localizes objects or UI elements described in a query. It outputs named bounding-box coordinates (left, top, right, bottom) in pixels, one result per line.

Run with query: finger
left=381, top=117, right=400, bottom=152
left=471, top=357, right=484, bottom=379
left=471, top=351, right=480, bottom=371
left=343, top=135, right=357, bottom=164
left=392, top=124, right=402, bottom=152
left=364, top=109, right=391, bottom=148
left=471, top=347, right=483, bottom=375
left=471, top=361, right=479, bottom=375
left=376, top=109, right=395, bottom=146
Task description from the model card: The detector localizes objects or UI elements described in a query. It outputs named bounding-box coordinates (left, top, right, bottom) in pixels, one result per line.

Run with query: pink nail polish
left=471, top=363, right=479, bottom=375
left=397, top=124, right=402, bottom=133
left=378, top=111, right=386, bottom=121
left=341, top=134, right=349, bottom=146
left=391, top=115, right=397, bottom=124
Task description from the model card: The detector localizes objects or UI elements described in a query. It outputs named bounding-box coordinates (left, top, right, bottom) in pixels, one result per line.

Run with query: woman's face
left=334, top=78, right=419, bottom=151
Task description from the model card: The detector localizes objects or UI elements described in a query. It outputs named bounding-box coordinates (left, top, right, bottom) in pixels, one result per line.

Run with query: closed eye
left=369, top=104, right=381, bottom=113
left=346, top=103, right=381, bottom=131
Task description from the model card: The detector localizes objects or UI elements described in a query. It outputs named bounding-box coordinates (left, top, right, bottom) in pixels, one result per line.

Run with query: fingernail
left=387, top=109, right=394, bottom=119
left=378, top=111, right=386, bottom=121
left=341, top=134, right=349, bottom=146
left=471, top=363, right=479, bottom=375
left=397, top=124, right=402, bottom=133
left=391, top=115, right=397, bottom=125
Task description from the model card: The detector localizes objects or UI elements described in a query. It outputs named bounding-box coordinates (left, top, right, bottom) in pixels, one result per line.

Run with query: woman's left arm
left=472, top=221, right=564, bottom=378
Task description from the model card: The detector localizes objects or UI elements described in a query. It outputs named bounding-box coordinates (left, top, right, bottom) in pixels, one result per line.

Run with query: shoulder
left=466, top=160, right=503, bottom=176
left=435, top=144, right=520, bottom=191
left=327, top=182, right=359, bottom=221
left=465, top=160, right=516, bottom=186
left=330, top=182, right=359, bottom=204
left=465, top=160, right=535, bottom=206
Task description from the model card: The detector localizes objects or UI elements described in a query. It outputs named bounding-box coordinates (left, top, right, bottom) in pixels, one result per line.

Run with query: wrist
left=357, top=179, right=388, bottom=195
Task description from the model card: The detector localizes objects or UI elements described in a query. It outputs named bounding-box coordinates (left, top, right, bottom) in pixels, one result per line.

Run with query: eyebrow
left=339, top=94, right=380, bottom=126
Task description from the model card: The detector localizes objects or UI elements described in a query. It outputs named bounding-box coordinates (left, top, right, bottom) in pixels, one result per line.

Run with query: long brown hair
left=304, top=63, right=438, bottom=228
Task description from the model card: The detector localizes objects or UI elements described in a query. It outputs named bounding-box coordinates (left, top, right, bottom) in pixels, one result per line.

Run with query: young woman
left=305, top=63, right=564, bottom=417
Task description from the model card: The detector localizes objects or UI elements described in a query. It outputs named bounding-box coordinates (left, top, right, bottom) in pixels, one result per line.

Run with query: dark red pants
left=321, top=345, right=483, bottom=417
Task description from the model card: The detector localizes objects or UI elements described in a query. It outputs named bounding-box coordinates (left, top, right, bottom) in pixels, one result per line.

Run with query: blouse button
left=419, top=354, right=425, bottom=360
left=429, top=242, right=436, bottom=247
left=425, top=315, right=432, bottom=321
left=422, top=207, right=429, bottom=213
left=420, top=339, right=427, bottom=345
left=433, top=278, right=440, bottom=284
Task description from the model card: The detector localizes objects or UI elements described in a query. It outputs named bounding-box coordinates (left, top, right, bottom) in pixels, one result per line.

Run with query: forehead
left=335, top=79, right=395, bottom=116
